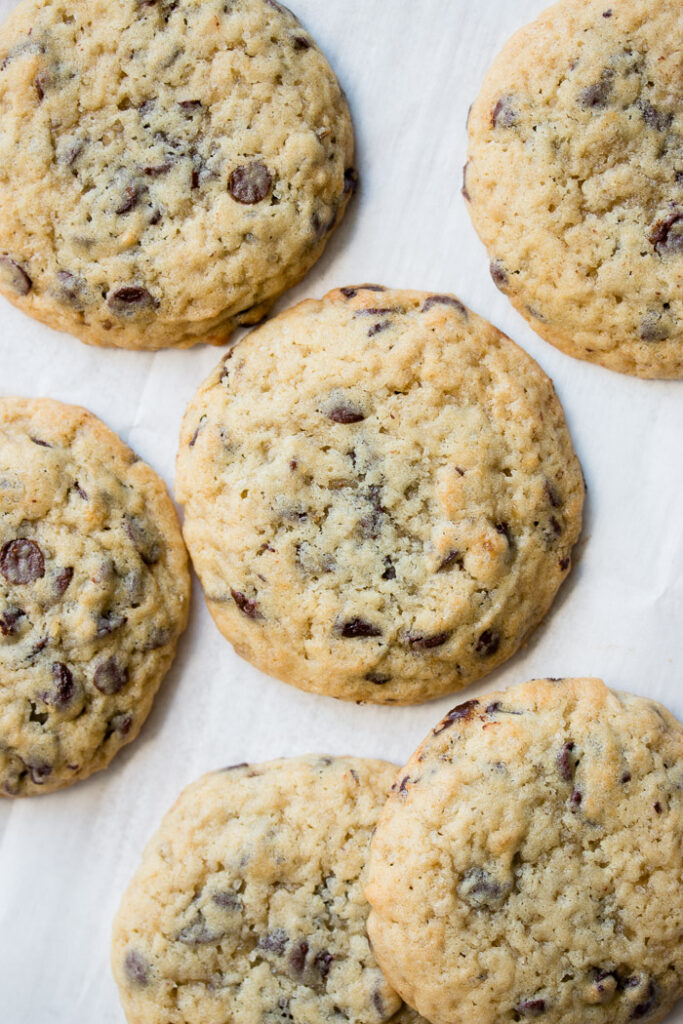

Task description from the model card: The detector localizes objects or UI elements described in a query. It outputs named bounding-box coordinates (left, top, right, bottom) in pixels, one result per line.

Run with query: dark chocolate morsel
left=516, top=998, right=547, bottom=1017
left=96, top=611, right=128, bottom=637
left=490, top=260, right=509, bottom=290
left=458, top=867, right=511, bottom=908
left=116, top=184, right=140, bottom=215
left=314, top=950, right=333, bottom=979
left=229, top=162, right=272, bottom=204
left=327, top=403, right=366, bottom=424
left=289, top=939, right=309, bottom=975
left=213, top=890, right=242, bottom=909
left=578, top=72, right=613, bottom=110
left=545, top=481, right=562, bottom=508
left=437, top=550, right=462, bottom=572
left=258, top=928, right=288, bottom=955
left=639, top=100, right=673, bottom=132
left=639, top=312, right=670, bottom=342
left=434, top=700, right=480, bottom=734
left=0, top=256, right=32, bottom=295
left=603, top=8, right=612, bottom=15
left=570, top=789, right=582, bottom=807
left=368, top=320, right=391, bottom=337
left=30, top=436, right=52, bottom=447
left=93, top=657, right=128, bottom=695
left=407, top=630, right=451, bottom=650
left=559, top=556, right=570, bottom=571
left=107, top=286, right=158, bottom=316
left=476, top=629, right=500, bottom=657
left=124, top=515, right=161, bottom=564
left=177, top=915, right=224, bottom=945
left=340, top=618, right=382, bottom=639
left=461, top=161, right=470, bottom=201
left=492, top=95, right=518, bottom=128
left=231, top=589, right=262, bottom=620
left=365, top=672, right=391, bottom=684
left=340, top=284, right=386, bottom=298
left=344, top=167, right=359, bottom=194
left=557, top=741, right=576, bottom=782
left=108, top=712, right=133, bottom=737
left=0, top=539, right=45, bottom=584
left=124, top=950, right=150, bottom=987
left=47, top=662, right=75, bottom=708
left=292, top=34, right=311, bottom=50
left=0, top=607, right=25, bottom=636
left=381, top=557, right=396, bottom=581
left=650, top=211, right=683, bottom=256
left=422, top=294, right=467, bottom=316
left=178, top=99, right=202, bottom=110
left=621, top=771, right=632, bottom=784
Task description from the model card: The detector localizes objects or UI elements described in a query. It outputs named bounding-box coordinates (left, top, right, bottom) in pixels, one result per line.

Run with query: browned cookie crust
left=0, top=0, right=355, bottom=349
left=0, top=397, right=190, bottom=795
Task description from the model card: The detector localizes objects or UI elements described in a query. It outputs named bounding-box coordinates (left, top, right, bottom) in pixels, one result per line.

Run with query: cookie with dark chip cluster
left=465, top=0, right=683, bottom=378
left=0, top=0, right=355, bottom=349
left=0, top=397, right=190, bottom=795
left=366, top=678, right=683, bottom=1024
left=112, top=755, right=428, bottom=1024
left=176, top=286, right=584, bottom=704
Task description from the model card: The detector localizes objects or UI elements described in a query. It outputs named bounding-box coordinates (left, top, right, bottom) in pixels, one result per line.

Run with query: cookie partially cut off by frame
left=366, top=677, right=683, bottom=1024
left=177, top=285, right=584, bottom=704
left=465, top=0, right=683, bottom=378
left=0, top=0, right=355, bottom=349
left=0, top=397, right=190, bottom=795
left=112, top=756, right=428, bottom=1024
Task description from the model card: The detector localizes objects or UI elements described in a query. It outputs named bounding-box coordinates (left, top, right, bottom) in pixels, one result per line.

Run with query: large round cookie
left=176, top=286, right=584, bottom=705
left=0, top=397, right=190, bottom=795
left=0, top=0, right=355, bottom=350
left=465, top=0, right=683, bottom=379
left=112, top=755, right=427, bottom=1024
left=365, top=678, right=683, bottom=1024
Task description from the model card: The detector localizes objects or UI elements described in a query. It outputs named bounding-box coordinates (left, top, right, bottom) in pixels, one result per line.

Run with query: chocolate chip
left=406, top=630, right=451, bottom=650
left=231, top=589, right=262, bottom=620
left=229, top=162, right=272, bottom=204
left=559, top=556, right=570, bottom=571
left=289, top=939, right=309, bottom=975
left=0, top=607, right=24, bottom=636
left=516, top=998, right=547, bottom=1017
left=124, top=950, right=150, bottom=987
left=603, top=8, right=612, bottom=15
left=492, top=95, right=518, bottom=128
left=578, top=73, right=613, bottom=109
left=0, top=256, right=32, bottom=295
left=461, top=162, right=471, bottom=201
left=177, top=915, right=223, bottom=945
left=476, top=629, right=500, bottom=657
left=314, top=949, right=333, bottom=979
left=292, top=34, right=311, bottom=49
left=654, top=801, right=663, bottom=814
left=340, top=284, right=386, bottom=298
left=630, top=979, right=659, bottom=1019
left=30, top=436, right=51, bottom=448
left=621, top=771, right=632, bottom=783
left=381, top=557, right=396, bottom=581
left=570, top=789, right=582, bottom=807
left=144, top=161, right=173, bottom=177
left=365, top=672, right=391, bottom=684
left=639, top=100, right=673, bottom=132
left=124, top=515, right=161, bottom=565
left=545, top=481, right=562, bottom=508
left=178, top=99, right=202, bottom=110
left=46, top=663, right=75, bottom=708
left=96, top=610, right=128, bottom=637
left=422, top=294, right=467, bottom=316
left=640, top=311, right=671, bottom=341
left=259, top=929, right=288, bottom=955
left=557, top=741, right=577, bottom=782
left=213, top=891, right=241, bottom=909
left=73, top=481, right=88, bottom=500
left=107, top=286, right=158, bottom=316
left=1, top=539, right=45, bottom=584
left=434, top=700, right=480, bottom=734
left=344, top=168, right=359, bottom=194
left=437, top=550, right=463, bottom=572
left=327, top=403, right=366, bottom=424
left=24, top=758, right=52, bottom=785
left=107, top=712, right=133, bottom=737
left=458, top=867, right=511, bottom=908
left=29, top=701, right=48, bottom=725
left=650, top=211, right=683, bottom=255
left=116, top=184, right=140, bottom=215
left=93, top=657, right=128, bottom=695
left=340, top=618, right=382, bottom=639
left=490, top=260, right=509, bottom=290
left=368, top=320, right=391, bottom=337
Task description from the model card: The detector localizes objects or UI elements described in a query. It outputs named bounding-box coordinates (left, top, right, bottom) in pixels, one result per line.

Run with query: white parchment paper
left=0, top=1, right=681, bottom=1020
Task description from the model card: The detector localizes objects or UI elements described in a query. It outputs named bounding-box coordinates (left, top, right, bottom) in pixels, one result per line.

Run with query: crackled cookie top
left=0, top=398, right=190, bottom=795
left=0, top=0, right=354, bottom=350
left=112, top=756, right=428, bottom=1024
left=465, top=0, right=683, bottom=378
left=366, top=678, right=683, bottom=1024
left=176, top=286, right=584, bottom=705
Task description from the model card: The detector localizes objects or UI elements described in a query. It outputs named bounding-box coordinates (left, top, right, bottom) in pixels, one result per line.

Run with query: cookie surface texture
left=176, top=286, right=584, bottom=704
left=0, top=0, right=355, bottom=349
left=0, top=397, right=190, bottom=795
left=365, top=677, right=683, bottom=1024
left=465, top=0, right=683, bottom=378
left=112, top=755, right=427, bottom=1024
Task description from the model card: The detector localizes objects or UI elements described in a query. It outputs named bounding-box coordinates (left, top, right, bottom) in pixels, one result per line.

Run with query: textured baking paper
left=0, top=0, right=681, bottom=1020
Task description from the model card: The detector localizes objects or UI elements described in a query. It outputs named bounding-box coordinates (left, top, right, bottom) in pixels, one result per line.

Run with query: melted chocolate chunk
left=578, top=72, right=613, bottom=109
left=108, top=712, right=133, bottom=737
left=24, top=757, right=52, bottom=785
left=312, top=207, right=338, bottom=239
left=178, top=99, right=202, bottom=111
left=340, top=284, right=386, bottom=298
left=476, top=629, right=500, bottom=657
left=96, top=610, right=128, bottom=637
left=107, top=286, right=157, bottom=316
left=640, top=312, right=671, bottom=342
left=557, top=741, right=577, bottom=782
left=1, top=539, right=45, bottom=584
left=422, top=294, right=467, bottom=316
left=93, top=657, right=128, bottom=695
left=124, top=515, right=161, bottom=564
left=314, top=949, right=333, bottom=979
left=144, top=161, right=173, bottom=177
left=434, top=700, right=480, bottom=734
left=340, top=618, right=382, bottom=639
left=0, top=256, right=32, bottom=295
left=650, top=211, right=683, bottom=255
left=229, top=162, right=272, bottom=204
left=292, top=34, right=311, bottom=50
left=492, top=95, right=518, bottom=128
left=406, top=630, right=451, bottom=650
left=559, top=556, right=570, bottom=571
left=289, top=939, right=309, bottom=975
left=124, top=950, right=150, bottom=987
left=231, top=589, right=262, bottom=619
left=461, top=161, right=470, bottom=201
left=327, top=403, right=366, bottom=424
left=458, top=867, right=511, bottom=908
left=639, top=100, right=673, bottom=132
left=630, top=979, right=659, bottom=1019
left=437, top=550, right=462, bottom=573
left=0, top=607, right=24, bottom=636
left=490, top=260, right=509, bottom=290
left=46, top=663, right=75, bottom=708
left=213, top=890, right=241, bottom=909
left=344, top=167, right=359, bottom=194
left=368, top=320, right=391, bottom=337
left=116, top=184, right=140, bottom=215
left=259, top=929, right=288, bottom=955
left=570, top=789, right=583, bottom=807
left=177, top=915, right=223, bottom=945
left=516, top=998, right=547, bottom=1017
left=381, top=557, right=396, bottom=581
left=365, top=672, right=391, bottom=684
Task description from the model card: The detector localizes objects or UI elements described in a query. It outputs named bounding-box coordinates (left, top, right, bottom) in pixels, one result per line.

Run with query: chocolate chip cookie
left=0, top=397, right=190, bottom=795
left=366, top=678, right=683, bottom=1024
left=112, top=756, right=428, bottom=1024
left=0, top=0, right=355, bottom=349
left=465, top=0, right=683, bottom=378
left=176, top=287, right=584, bottom=705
